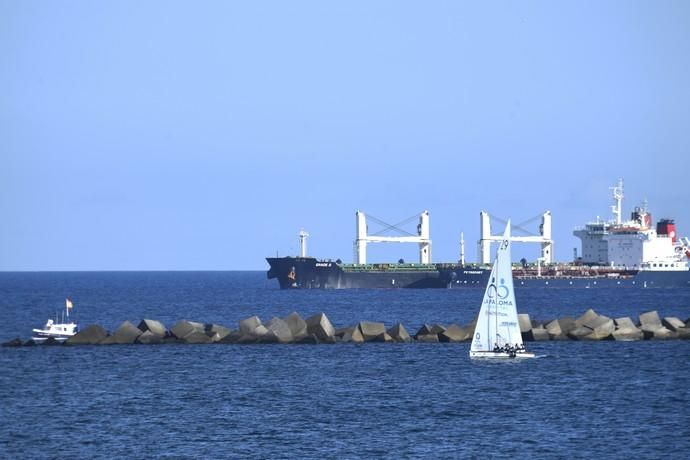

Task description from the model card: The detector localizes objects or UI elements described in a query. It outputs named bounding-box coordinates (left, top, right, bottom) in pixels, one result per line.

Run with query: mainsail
left=470, top=221, right=523, bottom=353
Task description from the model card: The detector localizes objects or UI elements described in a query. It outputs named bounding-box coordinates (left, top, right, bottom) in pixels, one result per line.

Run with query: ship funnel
left=656, top=219, right=677, bottom=243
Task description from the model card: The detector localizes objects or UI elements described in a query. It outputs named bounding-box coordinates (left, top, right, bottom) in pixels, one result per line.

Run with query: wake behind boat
left=32, top=298, right=78, bottom=343
left=470, top=221, right=534, bottom=359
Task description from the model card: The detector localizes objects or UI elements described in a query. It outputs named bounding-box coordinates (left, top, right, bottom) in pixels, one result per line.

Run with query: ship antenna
left=610, top=178, right=624, bottom=225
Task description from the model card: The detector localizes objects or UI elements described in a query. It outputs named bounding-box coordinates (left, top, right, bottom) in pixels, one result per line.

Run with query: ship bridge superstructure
left=574, top=179, right=689, bottom=270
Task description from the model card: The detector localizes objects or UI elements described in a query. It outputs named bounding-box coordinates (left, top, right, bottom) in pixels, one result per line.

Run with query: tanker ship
left=266, top=180, right=690, bottom=289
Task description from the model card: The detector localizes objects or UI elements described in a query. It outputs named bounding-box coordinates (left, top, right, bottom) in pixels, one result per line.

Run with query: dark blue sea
left=1, top=272, right=689, bottom=459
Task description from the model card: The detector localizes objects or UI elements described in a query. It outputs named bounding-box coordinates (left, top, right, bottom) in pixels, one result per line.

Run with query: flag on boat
left=66, top=298, right=73, bottom=310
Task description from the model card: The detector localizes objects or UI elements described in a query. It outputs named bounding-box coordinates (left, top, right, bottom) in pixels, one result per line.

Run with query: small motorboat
left=32, top=299, right=78, bottom=343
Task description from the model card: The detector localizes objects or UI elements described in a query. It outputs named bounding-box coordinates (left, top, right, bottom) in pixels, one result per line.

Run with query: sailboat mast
left=487, top=283, right=492, bottom=349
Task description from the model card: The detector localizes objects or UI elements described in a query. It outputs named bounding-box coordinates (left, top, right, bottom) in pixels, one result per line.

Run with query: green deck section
left=340, top=263, right=438, bottom=272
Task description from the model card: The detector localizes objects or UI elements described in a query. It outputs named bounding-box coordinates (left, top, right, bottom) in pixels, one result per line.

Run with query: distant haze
left=2, top=1, right=689, bottom=270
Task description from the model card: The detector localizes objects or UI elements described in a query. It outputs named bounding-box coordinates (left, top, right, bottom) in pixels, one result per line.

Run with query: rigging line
left=366, top=214, right=412, bottom=236
left=516, top=214, right=542, bottom=228
left=514, top=214, right=543, bottom=236
left=373, top=212, right=421, bottom=231
left=372, top=216, right=418, bottom=236
left=512, top=224, right=537, bottom=237
left=488, top=213, right=537, bottom=236
left=368, top=212, right=421, bottom=237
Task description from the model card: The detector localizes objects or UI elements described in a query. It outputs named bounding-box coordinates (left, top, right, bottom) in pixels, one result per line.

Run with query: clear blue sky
left=2, top=1, right=689, bottom=270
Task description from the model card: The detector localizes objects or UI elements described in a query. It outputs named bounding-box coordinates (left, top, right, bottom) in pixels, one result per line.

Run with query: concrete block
left=586, top=314, right=612, bottom=331
left=545, top=319, right=562, bottom=337
left=648, top=327, right=676, bottom=340
left=252, top=325, right=269, bottom=338
left=439, top=324, right=471, bottom=342
left=295, top=334, right=320, bottom=344
left=136, top=330, right=164, bottom=344
left=531, top=327, right=551, bottom=341
left=205, top=324, right=231, bottom=341
left=65, top=324, right=108, bottom=345
left=108, top=320, right=143, bottom=344
left=171, top=320, right=205, bottom=339
left=662, top=317, right=686, bottom=332
left=575, top=309, right=600, bottom=328
left=235, top=334, right=260, bottom=344
left=387, top=323, right=412, bottom=343
left=585, top=316, right=614, bottom=340
left=567, top=325, right=594, bottom=340
left=265, top=317, right=294, bottom=343
left=414, top=324, right=434, bottom=338
left=2, top=338, right=23, bottom=347
left=550, top=333, right=570, bottom=341
left=342, top=327, right=365, bottom=343
left=518, top=314, right=532, bottom=333
left=638, top=311, right=673, bottom=339
left=138, top=319, right=167, bottom=337
left=373, top=332, right=394, bottom=343
left=557, top=317, right=577, bottom=335
left=306, top=313, right=335, bottom=341
left=99, top=335, right=119, bottom=345
left=416, top=333, right=439, bottom=343
left=218, top=330, right=242, bottom=344
left=639, top=310, right=662, bottom=328
left=676, top=328, right=690, bottom=340
left=612, top=327, right=644, bottom=341
left=429, top=324, right=447, bottom=335
left=319, top=335, right=337, bottom=344
left=284, top=312, right=308, bottom=340
left=358, top=321, right=386, bottom=341
left=239, top=316, right=262, bottom=335
left=336, top=327, right=355, bottom=339
left=182, top=330, right=214, bottom=344
left=614, top=317, right=637, bottom=329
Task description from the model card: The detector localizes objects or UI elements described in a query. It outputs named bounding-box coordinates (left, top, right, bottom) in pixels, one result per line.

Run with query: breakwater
left=4, top=309, right=690, bottom=347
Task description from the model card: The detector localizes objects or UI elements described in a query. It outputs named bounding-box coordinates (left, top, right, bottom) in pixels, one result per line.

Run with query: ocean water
left=1, top=272, right=689, bottom=459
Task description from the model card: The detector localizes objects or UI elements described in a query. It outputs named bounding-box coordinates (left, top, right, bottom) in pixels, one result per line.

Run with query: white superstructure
left=574, top=180, right=690, bottom=271
left=354, top=210, right=431, bottom=265
left=478, top=211, right=553, bottom=264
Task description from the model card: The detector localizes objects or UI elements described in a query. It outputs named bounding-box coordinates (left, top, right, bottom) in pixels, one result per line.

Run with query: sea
left=1, top=271, right=689, bottom=459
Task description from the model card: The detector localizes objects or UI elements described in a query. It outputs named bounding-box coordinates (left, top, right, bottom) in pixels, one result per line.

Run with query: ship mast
left=298, top=229, right=309, bottom=258
left=610, top=178, right=624, bottom=225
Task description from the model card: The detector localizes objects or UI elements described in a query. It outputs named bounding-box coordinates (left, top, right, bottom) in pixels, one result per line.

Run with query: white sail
left=470, top=221, right=524, bottom=354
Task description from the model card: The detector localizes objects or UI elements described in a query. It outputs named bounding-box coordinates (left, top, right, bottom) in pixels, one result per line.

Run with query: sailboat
left=470, top=221, right=535, bottom=359
left=32, top=298, right=78, bottom=343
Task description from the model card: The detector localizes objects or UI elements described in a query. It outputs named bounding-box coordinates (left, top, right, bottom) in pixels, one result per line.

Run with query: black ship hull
left=267, top=257, right=690, bottom=289
left=266, top=257, right=450, bottom=289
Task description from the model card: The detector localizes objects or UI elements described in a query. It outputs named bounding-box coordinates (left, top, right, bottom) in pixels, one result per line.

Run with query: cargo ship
left=266, top=180, right=690, bottom=289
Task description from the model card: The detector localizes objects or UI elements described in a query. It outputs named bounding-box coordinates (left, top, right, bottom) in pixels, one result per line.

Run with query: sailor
left=493, top=343, right=500, bottom=352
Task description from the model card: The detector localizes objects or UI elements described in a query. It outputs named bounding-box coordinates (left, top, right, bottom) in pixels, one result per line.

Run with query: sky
left=2, top=1, right=689, bottom=270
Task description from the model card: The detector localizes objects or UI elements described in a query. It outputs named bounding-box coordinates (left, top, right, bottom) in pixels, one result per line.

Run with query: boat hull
left=267, top=257, right=690, bottom=289
left=470, top=351, right=536, bottom=359
left=31, top=331, right=72, bottom=343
